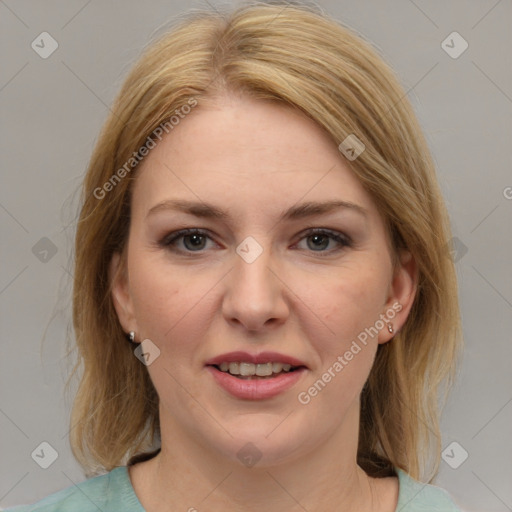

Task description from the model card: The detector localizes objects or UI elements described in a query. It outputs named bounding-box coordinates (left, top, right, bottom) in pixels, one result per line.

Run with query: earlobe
left=109, top=252, right=137, bottom=334
left=378, top=250, right=418, bottom=344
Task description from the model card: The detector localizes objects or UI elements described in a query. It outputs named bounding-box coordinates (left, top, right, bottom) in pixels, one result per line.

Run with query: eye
left=158, top=227, right=352, bottom=256
left=295, top=228, right=352, bottom=254
left=159, top=229, right=217, bottom=253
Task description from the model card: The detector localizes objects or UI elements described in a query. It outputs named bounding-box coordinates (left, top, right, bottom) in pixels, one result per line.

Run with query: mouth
left=204, top=351, right=308, bottom=400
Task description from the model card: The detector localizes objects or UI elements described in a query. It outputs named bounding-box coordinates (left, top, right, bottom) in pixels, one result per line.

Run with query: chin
left=209, top=416, right=314, bottom=469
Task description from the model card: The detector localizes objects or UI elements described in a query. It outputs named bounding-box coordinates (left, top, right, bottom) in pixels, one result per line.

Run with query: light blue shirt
left=3, top=466, right=462, bottom=511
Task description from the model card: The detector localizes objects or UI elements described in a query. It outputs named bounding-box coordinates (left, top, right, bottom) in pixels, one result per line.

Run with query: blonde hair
left=69, top=1, right=463, bottom=482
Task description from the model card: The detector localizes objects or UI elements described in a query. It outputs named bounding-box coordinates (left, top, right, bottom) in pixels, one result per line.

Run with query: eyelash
left=158, top=228, right=352, bottom=256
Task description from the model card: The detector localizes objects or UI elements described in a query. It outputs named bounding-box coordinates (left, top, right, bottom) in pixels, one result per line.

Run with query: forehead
left=131, top=96, right=379, bottom=223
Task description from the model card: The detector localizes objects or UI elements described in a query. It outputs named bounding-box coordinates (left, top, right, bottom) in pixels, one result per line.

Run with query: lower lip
left=206, top=366, right=306, bottom=400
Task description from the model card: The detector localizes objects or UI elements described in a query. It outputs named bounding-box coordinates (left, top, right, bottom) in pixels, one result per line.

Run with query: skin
left=111, top=93, right=417, bottom=511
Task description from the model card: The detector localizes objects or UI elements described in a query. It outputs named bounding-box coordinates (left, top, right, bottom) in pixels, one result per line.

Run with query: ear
left=378, top=250, right=418, bottom=344
left=110, top=251, right=138, bottom=335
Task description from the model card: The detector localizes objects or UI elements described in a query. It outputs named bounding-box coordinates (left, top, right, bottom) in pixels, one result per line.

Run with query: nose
left=221, top=241, right=290, bottom=333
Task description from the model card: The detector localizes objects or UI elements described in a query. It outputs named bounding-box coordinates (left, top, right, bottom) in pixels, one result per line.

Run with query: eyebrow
left=146, top=199, right=368, bottom=221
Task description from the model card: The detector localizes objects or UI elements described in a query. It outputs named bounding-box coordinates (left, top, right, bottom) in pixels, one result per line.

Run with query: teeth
left=228, top=362, right=240, bottom=375
left=216, top=361, right=296, bottom=377
left=256, top=363, right=273, bottom=376
left=272, top=362, right=283, bottom=373
left=239, top=362, right=255, bottom=376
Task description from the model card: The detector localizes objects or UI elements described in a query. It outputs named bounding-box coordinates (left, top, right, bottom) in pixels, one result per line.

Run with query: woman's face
left=112, top=94, right=416, bottom=467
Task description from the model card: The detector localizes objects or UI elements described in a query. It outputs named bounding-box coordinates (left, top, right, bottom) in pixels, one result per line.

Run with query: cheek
left=128, top=252, right=215, bottom=354
left=294, top=277, right=385, bottom=417
left=289, top=258, right=390, bottom=412
left=296, top=260, right=389, bottom=354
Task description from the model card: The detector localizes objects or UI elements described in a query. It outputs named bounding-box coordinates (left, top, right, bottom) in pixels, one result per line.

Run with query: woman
left=7, top=2, right=463, bottom=510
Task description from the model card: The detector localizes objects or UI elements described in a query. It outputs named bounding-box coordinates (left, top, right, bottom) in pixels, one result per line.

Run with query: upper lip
left=205, top=351, right=308, bottom=368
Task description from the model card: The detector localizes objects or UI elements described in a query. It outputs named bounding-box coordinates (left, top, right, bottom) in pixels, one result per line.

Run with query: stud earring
left=127, top=331, right=137, bottom=344
left=387, top=323, right=394, bottom=334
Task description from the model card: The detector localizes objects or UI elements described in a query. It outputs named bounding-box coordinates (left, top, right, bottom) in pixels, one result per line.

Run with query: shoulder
left=2, top=467, right=143, bottom=512
left=395, top=467, right=463, bottom=511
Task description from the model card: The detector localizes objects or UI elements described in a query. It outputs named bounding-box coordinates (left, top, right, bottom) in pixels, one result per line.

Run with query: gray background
left=1, top=1, right=511, bottom=510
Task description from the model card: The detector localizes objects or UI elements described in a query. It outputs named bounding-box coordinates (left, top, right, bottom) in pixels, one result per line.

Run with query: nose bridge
left=222, top=235, right=288, bottom=330
left=236, top=237, right=274, bottom=292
